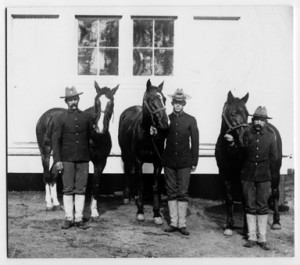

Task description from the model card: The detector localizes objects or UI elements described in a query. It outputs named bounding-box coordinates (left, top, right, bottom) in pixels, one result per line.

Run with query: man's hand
left=55, top=162, right=64, bottom=173
left=224, top=134, right=235, bottom=146
left=150, top=126, right=158, bottom=136
left=191, top=166, right=197, bottom=172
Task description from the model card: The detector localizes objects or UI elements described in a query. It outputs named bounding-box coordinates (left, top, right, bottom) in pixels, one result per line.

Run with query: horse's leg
left=41, top=154, right=54, bottom=211
left=223, top=178, right=235, bottom=236
left=123, top=161, right=133, bottom=204
left=152, top=164, right=163, bottom=225
left=50, top=182, right=60, bottom=210
left=271, top=171, right=281, bottom=230
left=90, top=164, right=104, bottom=220
left=135, top=162, right=145, bottom=221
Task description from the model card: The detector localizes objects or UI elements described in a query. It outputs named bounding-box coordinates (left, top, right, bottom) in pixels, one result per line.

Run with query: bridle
left=222, top=103, right=250, bottom=134
left=143, top=99, right=166, bottom=126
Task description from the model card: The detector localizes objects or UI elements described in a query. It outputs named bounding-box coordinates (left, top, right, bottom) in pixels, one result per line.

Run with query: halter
left=222, top=103, right=250, bottom=134
left=143, top=100, right=166, bottom=125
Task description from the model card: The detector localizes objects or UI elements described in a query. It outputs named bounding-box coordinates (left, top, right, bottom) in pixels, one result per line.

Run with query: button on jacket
left=240, top=126, right=278, bottom=182
left=52, top=109, right=94, bottom=163
left=162, top=112, right=199, bottom=169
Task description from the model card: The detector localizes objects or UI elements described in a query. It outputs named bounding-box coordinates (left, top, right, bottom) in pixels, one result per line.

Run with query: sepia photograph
left=1, top=0, right=299, bottom=263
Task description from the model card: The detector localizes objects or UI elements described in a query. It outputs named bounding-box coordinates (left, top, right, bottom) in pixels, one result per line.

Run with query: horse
left=118, top=79, right=169, bottom=225
left=215, top=91, right=282, bottom=236
left=36, top=81, right=119, bottom=220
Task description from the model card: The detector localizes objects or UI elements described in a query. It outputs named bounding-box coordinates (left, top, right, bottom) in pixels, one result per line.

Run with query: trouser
left=242, top=180, right=271, bottom=242
left=62, top=161, right=89, bottom=222
left=241, top=180, right=271, bottom=215
left=164, top=167, right=190, bottom=228
left=62, top=161, right=89, bottom=195
left=164, top=167, right=191, bottom=202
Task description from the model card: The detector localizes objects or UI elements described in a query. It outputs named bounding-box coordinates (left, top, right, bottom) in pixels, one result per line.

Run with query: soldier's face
left=253, top=118, right=266, bottom=131
left=172, top=100, right=185, bottom=113
left=66, top=96, right=79, bottom=110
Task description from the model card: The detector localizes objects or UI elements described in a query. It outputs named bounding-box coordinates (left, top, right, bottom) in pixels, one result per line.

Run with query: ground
left=7, top=176, right=294, bottom=258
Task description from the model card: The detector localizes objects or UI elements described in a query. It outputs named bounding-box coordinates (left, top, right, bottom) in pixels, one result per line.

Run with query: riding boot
left=72, top=194, right=88, bottom=230
left=178, top=201, right=190, bottom=235
left=244, top=214, right=257, bottom=247
left=62, top=195, right=74, bottom=229
left=165, top=200, right=178, bottom=232
left=257, top=214, right=271, bottom=250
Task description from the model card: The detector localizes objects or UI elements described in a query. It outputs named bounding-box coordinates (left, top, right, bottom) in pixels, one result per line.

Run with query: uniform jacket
left=240, top=126, right=278, bottom=182
left=52, top=109, right=94, bottom=163
left=162, top=111, right=199, bottom=169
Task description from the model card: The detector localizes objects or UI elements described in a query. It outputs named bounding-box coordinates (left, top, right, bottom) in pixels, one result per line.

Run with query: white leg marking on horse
left=91, top=198, right=99, bottom=218
left=45, top=184, right=53, bottom=208
left=50, top=183, right=60, bottom=206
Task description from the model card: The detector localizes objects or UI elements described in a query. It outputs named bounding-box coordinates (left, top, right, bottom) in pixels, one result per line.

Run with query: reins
left=222, top=103, right=250, bottom=134
left=143, top=100, right=166, bottom=161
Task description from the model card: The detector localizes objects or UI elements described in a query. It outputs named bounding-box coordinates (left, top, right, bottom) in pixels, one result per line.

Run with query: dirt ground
left=7, top=176, right=294, bottom=258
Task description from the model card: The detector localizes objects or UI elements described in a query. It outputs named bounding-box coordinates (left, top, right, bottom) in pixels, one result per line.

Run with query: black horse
left=36, top=81, right=119, bottom=219
left=118, top=79, right=169, bottom=225
left=215, top=91, right=282, bottom=236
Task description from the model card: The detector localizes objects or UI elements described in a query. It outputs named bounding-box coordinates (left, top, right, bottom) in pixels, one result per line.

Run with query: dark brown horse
left=118, top=79, right=169, bottom=225
left=215, top=91, right=282, bottom=236
left=36, top=81, right=119, bottom=219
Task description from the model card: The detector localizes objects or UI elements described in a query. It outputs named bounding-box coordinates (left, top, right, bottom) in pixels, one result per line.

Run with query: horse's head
left=93, top=81, right=119, bottom=134
left=142, top=79, right=169, bottom=129
left=222, top=91, right=250, bottom=147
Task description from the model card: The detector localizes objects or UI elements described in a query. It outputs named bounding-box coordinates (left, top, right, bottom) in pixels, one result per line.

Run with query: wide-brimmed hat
left=250, top=106, right=272, bottom=119
left=60, top=86, right=83, bottom=99
left=168, top=88, right=191, bottom=101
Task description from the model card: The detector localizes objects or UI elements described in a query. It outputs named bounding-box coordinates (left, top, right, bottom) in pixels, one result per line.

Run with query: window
left=132, top=16, right=177, bottom=76
left=76, top=16, right=121, bottom=75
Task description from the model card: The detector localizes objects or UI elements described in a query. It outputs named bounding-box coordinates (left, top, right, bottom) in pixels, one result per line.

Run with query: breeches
left=164, top=167, right=191, bottom=202
left=241, top=180, right=271, bottom=215
left=62, top=161, right=89, bottom=195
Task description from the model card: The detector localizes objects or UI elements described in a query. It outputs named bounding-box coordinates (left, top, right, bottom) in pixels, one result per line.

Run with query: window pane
left=99, top=19, right=119, bottom=47
left=154, top=49, right=173, bottom=76
left=99, top=48, right=118, bottom=75
left=154, top=20, right=174, bottom=48
left=133, top=49, right=152, bottom=75
left=133, top=20, right=153, bottom=47
left=78, top=18, right=98, bottom=47
left=78, top=48, right=97, bottom=75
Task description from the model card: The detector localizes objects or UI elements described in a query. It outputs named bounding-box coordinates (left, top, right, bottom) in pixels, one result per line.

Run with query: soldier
left=53, top=86, right=95, bottom=230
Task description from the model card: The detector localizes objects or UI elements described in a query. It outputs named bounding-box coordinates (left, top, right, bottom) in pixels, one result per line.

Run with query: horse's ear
left=157, top=81, right=164, bottom=92
left=227, top=91, right=234, bottom=102
left=241, top=93, right=249, bottom=103
left=146, top=79, right=152, bottom=91
left=94, top=81, right=101, bottom=94
left=111, top=84, right=119, bottom=96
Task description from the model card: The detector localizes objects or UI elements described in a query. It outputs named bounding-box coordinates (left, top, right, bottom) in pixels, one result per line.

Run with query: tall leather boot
left=61, top=195, right=74, bottom=229
left=164, top=200, right=178, bottom=232
left=257, top=214, right=271, bottom=250
left=74, top=194, right=89, bottom=230
left=243, top=214, right=257, bottom=247
left=178, top=201, right=189, bottom=236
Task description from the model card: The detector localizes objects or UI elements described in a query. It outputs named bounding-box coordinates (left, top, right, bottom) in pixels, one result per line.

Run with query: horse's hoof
left=53, top=205, right=62, bottom=211
left=271, top=223, right=281, bottom=230
left=91, top=216, right=101, bottom=222
left=153, top=217, right=163, bottom=225
left=46, top=206, right=54, bottom=212
left=123, top=198, right=130, bottom=205
left=136, top=214, right=145, bottom=222
left=223, top=228, right=233, bottom=236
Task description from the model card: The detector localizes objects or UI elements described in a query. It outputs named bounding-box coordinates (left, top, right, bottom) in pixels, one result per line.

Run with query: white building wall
left=6, top=5, right=294, bottom=174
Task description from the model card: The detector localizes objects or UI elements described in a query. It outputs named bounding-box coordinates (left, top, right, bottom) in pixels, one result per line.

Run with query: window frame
left=75, top=15, right=122, bottom=76
left=131, top=16, right=177, bottom=76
